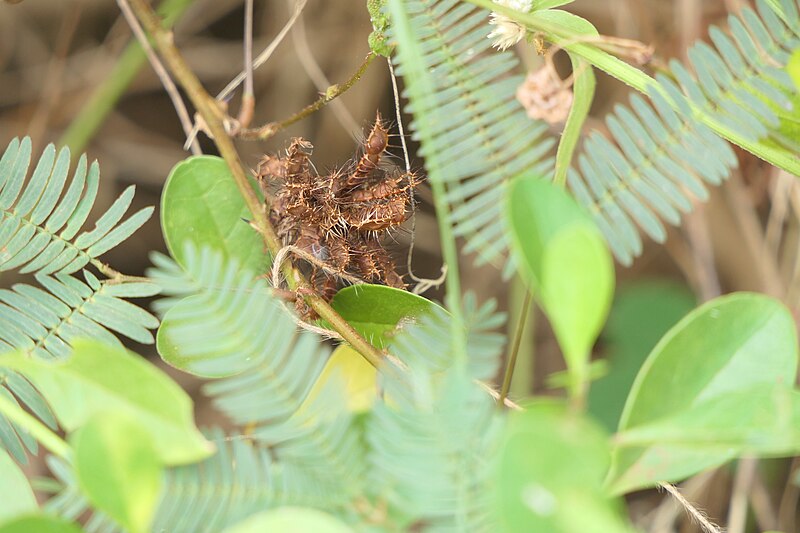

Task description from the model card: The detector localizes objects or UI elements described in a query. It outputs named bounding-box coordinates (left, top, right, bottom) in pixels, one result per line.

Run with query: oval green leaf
left=506, top=176, right=614, bottom=398
left=496, top=401, right=633, bottom=533
left=0, top=451, right=37, bottom=524
left=329, top=285, right=444, bottom=348
left=222, top=508, right=354, bottom=533
left=2, top=340, right=213, bottom=465
left=616, top=385, right=800, bottom=456
left=161, top=156, right=265, bottom=272
left=72, top=415, right=162, bottom=533
left=608, top=293, right=798, bottom=494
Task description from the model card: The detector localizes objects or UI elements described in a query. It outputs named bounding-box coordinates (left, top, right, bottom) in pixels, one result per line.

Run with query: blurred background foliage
left=1, top=1, right=798, bottom=531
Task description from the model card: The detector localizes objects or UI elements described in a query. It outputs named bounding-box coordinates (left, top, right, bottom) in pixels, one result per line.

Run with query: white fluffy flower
left=487, top=0, right=533, bottom=51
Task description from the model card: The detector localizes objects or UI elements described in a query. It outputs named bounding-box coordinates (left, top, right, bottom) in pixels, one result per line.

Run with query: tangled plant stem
left=125, top=0, right=385, bottom=369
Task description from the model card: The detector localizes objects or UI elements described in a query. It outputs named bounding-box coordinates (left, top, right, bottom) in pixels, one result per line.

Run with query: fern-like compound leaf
left=155, top=245, right=365, bottom=503
left=0, top=138, right=154, bottom=275
left=388, top=0, right=554, bottom=269
left=0, top=270, right=160, bottom=357
left=570, top=0, right=798, bottom=265
left=368, top=297, right=506, bottom=531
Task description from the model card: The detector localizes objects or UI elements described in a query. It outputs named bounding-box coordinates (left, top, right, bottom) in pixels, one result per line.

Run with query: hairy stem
left=125, top=0, right=384, bottom=369
left=0, top=393, right=70, bottom=459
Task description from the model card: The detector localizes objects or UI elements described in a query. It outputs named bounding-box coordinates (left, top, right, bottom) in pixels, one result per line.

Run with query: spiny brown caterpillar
left=257, top=112, right=421, bottom=314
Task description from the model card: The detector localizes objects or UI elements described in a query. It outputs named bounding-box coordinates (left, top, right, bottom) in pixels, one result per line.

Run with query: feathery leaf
left=0, top=138, right=153, bottom=275
left=388, top=0, right=554, bottom=269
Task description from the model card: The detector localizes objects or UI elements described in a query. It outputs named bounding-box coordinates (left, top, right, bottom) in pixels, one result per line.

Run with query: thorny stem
left=0, top=393, right=70, bottom=460
left=237, top=52, right=377, bottom=141
left=499, top=289, right=532, bottom=406
left=126, top=0, right=384, bottom=369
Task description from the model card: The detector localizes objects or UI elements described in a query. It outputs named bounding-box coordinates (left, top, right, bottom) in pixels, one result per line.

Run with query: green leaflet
left=496, top=401, right=633, bottom=533
left=506, top=176, right=613, bottom=401
left=161, top=156, right=265, bottom=273
left=0, top=138, right=152, bottom=276
left=72, top=415, right=162, bottom=533
left=328, top=284, right=445, bottom=348
left=608, top=293, right=798, bottom=494
left=1, top=339, right=213, bottom=466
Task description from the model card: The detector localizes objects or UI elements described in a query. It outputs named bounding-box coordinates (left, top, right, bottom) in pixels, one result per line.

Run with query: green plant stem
left=237, top=52, right=377, bottom=141
left=387, top=0, right=467, bottom=362
left=59, top=0, right=195, bottom=153
left=126, top=0, right=384, bottom=369
left=465, top=0, right=800, bottom=177
left=500, top=288, right=532, bottom=406
left=0, top=393, right=70, bottom=459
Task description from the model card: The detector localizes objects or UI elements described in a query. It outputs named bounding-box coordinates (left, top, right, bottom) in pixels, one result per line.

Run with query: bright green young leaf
left=616, top=385, right=800, bottom=456
left=0, top=515, right=83, bottom=533
left=789, top=49, right=800, bottom=90
left=72, top=415, right=162, bottom=533
left=588, top=281, right=696, bottom=431
left=496, top=401, right=633, bottom=533
left=608, top=293, right=798, bottom=494
left=300, top=345, right=377, bottom=415
left=222, top=508, right=354, bottom=533
left=1, top=340, right=213, bottom=465
left=0, top=450, right=37, bottom=523
left=161, top=156, right=264, bottom=272
left=506, top=175, right=614, bottom=398
left=329, top=285, right=444, bottom=348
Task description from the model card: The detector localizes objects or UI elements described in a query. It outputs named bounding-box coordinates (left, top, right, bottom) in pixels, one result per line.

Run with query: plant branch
left=125, top=0, right=384, bottom=369
left=116, top=0, right=200, bottom=155
left=0, top=393, right=70, bottom=459
left=236, top=51, right=377, bottom=141
left=237, top=0, right=255, bottom=129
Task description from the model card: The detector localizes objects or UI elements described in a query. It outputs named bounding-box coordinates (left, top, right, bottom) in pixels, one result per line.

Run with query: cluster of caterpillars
left=256, top=113, right=420, bottom=305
